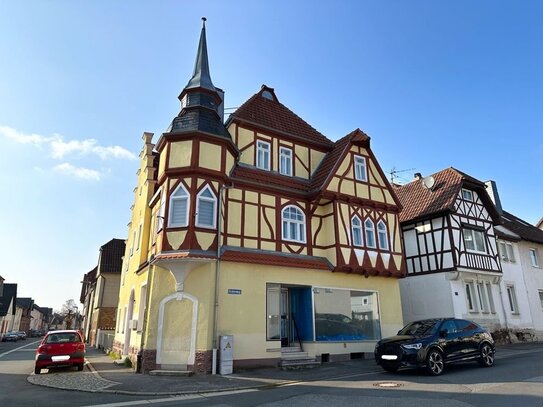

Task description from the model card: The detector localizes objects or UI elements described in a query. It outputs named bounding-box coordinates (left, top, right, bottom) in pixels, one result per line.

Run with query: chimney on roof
left=485, top=180, right=503, bottom=215
left=414, top=172, right=422, bottom=181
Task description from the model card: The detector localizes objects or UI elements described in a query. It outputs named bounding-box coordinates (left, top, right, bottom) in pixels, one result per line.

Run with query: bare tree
left=59, top=299, right=78, bottom=329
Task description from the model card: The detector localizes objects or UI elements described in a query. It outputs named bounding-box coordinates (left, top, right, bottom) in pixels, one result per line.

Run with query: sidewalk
left=28, top=347, right=383, bottom=395
left=27, top=342, right=543, bottom=396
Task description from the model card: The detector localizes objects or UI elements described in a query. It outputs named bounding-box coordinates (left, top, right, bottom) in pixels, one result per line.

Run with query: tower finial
left=183, top=16, right=215, bottom=92
left=202, top=16, right=207, bottom=27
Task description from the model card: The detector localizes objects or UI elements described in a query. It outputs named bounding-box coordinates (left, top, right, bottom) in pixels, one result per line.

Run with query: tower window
left=169, top=184, right=190, bottom=227
left=196, top=185, right=217, bottom=229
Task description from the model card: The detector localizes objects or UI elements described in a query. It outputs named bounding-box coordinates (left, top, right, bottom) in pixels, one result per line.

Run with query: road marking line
left=0, top=340, right=40, bottom=358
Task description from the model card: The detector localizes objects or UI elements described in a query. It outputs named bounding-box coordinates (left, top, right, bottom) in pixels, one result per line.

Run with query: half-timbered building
left=394, top=168, right=508, bottom=332
left=113, top=20, right=406, bottom=374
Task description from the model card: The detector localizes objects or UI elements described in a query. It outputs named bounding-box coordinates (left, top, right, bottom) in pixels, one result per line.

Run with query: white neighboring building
left=394, top=168, right=508, bottom=334
left=495, top=208, right=543, bottom=339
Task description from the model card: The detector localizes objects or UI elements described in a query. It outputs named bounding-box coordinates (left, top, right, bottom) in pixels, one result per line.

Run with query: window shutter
left=198, top=199, right=215, bottom=226
left=171, top=198, right=187, bottom=225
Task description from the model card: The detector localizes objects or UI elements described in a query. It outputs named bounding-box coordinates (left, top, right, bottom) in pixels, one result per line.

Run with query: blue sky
left=0, top=1, right=541, bottom=312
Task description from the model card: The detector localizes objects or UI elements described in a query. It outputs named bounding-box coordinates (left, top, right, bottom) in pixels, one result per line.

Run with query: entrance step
left=281, top=351, right=309, bottom=360
left=149, top=370, right=193, bottom=377
left=280, top=347, right=320, bottom=370
left=279, top=357, right=320, bottom=370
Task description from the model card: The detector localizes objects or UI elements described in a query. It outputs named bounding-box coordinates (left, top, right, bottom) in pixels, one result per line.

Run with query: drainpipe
left=212, top=184, right=232, bottom=374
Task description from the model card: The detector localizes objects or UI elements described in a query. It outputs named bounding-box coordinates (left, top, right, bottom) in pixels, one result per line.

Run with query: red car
left=34, top=330, right=85, bottom=374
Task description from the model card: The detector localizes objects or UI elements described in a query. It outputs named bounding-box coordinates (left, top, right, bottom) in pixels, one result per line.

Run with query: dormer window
left=168, top=184, right=189, bottom=227
left=279, top=147, right=292, bottom=176
left=196, top=185, right=217, bottom=229
left=354, top=155, right=367, bottom=182
left=262, top=90, right=274, bottom=100
left=256, top=140, right=271, bottom=170
left=462, top=189, right=474, bottom=201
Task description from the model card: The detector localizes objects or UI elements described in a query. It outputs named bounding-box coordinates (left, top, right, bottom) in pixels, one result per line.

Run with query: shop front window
left=314, top=288, right=381, bottom=341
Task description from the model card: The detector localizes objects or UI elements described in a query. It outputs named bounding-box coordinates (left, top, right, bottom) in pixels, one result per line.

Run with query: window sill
left=282, top=239, right=306, bottom=245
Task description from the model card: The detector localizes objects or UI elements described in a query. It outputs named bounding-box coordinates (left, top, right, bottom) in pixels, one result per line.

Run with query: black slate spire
left=185, top=17, right=216, bottom=92
left=171, top=18, right=230, bottom=139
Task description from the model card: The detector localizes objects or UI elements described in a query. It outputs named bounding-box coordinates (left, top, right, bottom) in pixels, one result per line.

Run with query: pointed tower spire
left=185, top=17, right=216, bottom=92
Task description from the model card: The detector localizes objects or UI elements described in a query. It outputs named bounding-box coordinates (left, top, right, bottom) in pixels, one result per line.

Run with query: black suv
left=374, top=318, right=495, bottom=375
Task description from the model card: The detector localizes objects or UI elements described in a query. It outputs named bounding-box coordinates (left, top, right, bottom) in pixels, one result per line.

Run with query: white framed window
left=499, top=241, right=515, bottom=262
left=364, top=218, right=376, bottom=248
left=485, top=282, right=496, bottom=313
left=279, top=147, right=292, bottom=176
left=538, top=290, right=543, bottom=309
left=352, top=216, right=363, bottom=247
left=256, top=140, right=271, bottom=170
left=377, top=220, right=389, bottom=250
left=462, top=188, right=474, bottom=201
left=530, top=248, right=540, bottom=268
left=463, top=227, right=487, bottom=253
left=506, top=285, right=519, bottom=314
left=196, top=185, right=217, bottom=229
left=282, top=205, right=306, bottom=243
left=354, top=155, right=367, bottom=182
left=476, top=283, right=489, bottom=313
left=168, top=183, right=189, bottom=227
left=465, top=282, right=476, bottom=312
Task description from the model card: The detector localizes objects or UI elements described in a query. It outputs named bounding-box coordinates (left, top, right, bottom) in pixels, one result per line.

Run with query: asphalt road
left=1, top=339, right=543, bottom=407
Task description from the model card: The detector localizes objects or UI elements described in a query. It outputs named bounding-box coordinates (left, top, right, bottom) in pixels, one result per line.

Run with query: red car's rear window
left=45, top=333, right=81, bottom=344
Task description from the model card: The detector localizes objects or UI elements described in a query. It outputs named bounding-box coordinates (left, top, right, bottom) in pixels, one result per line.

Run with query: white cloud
left=0, top=125, right=136, bottom=160
left=0, top=125, right=53, bottom=146
left=53, top=163, right=102, bottom=181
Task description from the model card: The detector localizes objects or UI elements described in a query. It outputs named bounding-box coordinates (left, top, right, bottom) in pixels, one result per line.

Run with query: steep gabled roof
left=500, top=210, right=543, bottom=245
left=0, top=283, right=17, bottom=317
left=16, top=297, right=33, bottom=310
left=310, top=132, right=352, bottom=190
left=98, top=239, right=125, bottom=274
left=394, top=167, right=500, bottom=224
left=80, top=266, right=97, bottom=303
left=537, top=217, right=543, bottom=230
left=228, top=85, right=333, bottom=148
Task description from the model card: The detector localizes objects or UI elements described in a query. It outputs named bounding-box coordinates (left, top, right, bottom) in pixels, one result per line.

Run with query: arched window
left=196, top=185, right=217, bottom=228
left=352, top=216, right=363, bottom=247
left=364, top=218, right=376, bottom=248
left=282, top=206, right=306, bottom=243
left=377, top=220, right=389, bottom=250
left=168, top=183, right=189, bottom=227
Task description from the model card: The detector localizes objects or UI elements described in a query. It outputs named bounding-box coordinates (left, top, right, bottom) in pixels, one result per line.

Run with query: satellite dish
left=421, top=176, right=436, bottom=191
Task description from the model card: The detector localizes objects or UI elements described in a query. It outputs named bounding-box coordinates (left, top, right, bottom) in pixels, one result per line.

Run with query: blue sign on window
left=228, top=289, right=242, bottom=295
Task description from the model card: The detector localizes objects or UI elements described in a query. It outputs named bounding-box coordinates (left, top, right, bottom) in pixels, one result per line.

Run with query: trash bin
left=219, top=335, right=233, bottom=375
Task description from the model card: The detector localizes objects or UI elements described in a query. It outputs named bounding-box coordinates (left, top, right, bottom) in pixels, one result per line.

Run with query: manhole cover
left=374, top=382, right=403, bottom=388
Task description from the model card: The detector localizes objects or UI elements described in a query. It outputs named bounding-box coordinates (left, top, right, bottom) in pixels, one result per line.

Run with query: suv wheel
left=478, top=343, right=494, bottom=367
left=426, top=349, right=444, bottom=376
left=34, top=366, right=40, bottom=375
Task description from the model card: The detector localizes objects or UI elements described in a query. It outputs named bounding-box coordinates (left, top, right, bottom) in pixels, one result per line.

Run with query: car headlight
left=401, top=343, right=422, bottom=350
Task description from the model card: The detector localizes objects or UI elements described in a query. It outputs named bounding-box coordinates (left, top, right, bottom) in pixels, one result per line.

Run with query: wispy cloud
left=0, top=125, right=136, bottom=160
left=53, top=163, right=102, bottom=181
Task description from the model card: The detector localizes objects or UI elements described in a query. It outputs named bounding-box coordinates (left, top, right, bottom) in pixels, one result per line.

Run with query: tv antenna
left=389, top=167, right=416, bottom=184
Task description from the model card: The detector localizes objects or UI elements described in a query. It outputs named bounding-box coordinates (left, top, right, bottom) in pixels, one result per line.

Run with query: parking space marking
left=0, top=340, right=40, bottom=358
